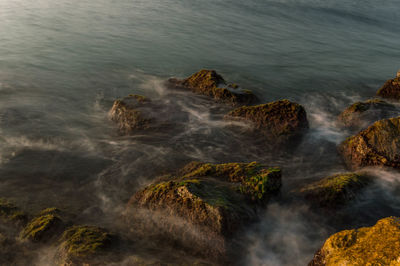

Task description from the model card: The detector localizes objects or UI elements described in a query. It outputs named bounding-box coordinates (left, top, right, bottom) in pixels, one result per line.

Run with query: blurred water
left=0, top=0, right=400, bottom=265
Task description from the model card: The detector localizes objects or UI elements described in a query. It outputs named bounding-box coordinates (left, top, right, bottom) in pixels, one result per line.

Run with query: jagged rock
left=126, top=162, right=281, bottom=259
left=225, top=99, right=309, bottom=145
left=167, top=70, right=257, bottom=106
left=109, top=94, right=157, bottom=134
left=339, top=116, right=400, bottom=170
left=20, top=207, right=65, bottom=242
left=299, top=173, right=372, bottom=208
left=338, top=99, right=397, bottom=131
left=56, top=225, right=115, bottom=266
left=309, top=217, right=400, bottom=265
left=0, top=198, right=28, bottom=227
left=376, top=75, right=400, bottom=100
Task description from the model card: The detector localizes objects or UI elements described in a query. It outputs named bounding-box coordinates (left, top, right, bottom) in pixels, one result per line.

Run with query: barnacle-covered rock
left=376, top=73, right=400, bottom=100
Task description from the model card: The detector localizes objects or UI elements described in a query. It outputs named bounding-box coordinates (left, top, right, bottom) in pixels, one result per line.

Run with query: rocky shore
left=2, top=69, right=400, bottom=265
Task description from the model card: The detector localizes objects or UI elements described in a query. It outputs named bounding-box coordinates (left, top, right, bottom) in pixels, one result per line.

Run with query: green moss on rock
left=168, top=69, right=257, bottom=106
left=225, top=99, right=309, bottom=145
left=58, top=225, right=113, bottom=261
left=338, top=99, right=397, bottom=130
left=339, top=116, right=400, bottom=170
left=299, top=173, right=372, bottom=208
left=376, top=76, right=400, bottom=100
left=309, top=217, right=400, bottom=265
left=20, top=212, right=64, bottom=242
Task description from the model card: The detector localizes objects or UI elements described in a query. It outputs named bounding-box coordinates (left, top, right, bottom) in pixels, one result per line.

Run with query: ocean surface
left=0, top=0, right=400, bottom=265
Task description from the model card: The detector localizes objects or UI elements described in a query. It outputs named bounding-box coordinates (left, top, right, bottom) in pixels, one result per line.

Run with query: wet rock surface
left=376, top=76, right=400, bottom=100
left=339, top=116, right=400, bottom=170
left=225, top=99, right=309, bottom=146
left=126, top=162, right=281, bottom=260
left=167, top=70, right=257, bottom=106
left=337, top=99, right=398, bottom=131
left=298, top=172, right=372, bottom=208
left=309, top=217, right=400, bottom=266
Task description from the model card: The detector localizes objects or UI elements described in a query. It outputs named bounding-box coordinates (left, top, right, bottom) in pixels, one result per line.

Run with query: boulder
left=126, top=162, right=281, bottom=259
left=20, top=207, right=65, bottom=243
left=338, top=99, right=397, bottom=131
left=299, top=173, right=372, bottom=208
left=109, top=94, right=156, bottom=134
left=309, top=217, right=400, bottom=265
left=376, top=75, right=400, bottom=100
left=225, top=99, right=309, bottom=145
left=56, top=225, right=115, bottom=265
left=167, top=70, right=257, bottom=106
left=339, top=116, right=400, bottom=170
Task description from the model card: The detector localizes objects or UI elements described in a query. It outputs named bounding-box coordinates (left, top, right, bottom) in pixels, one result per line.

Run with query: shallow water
left=1, top=0, right=400, bottom=265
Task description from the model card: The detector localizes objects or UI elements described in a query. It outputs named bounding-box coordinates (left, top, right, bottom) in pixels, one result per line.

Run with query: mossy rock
left=0, top=198, right=28, bottom=227
left=20, top=208, right=65, bottom=243
left=339, top=116, right=400, bottom=170
left=109, top=94, right=155, bottom=134
left=338, top=99, right=397, bottom=130
left=167, top=69, right=257, bottom=106
left=57, top=225, right=114, bottom=265
left=127, top=162, right=281, bottom=260
left=225, top=99, right=309, bottom=146
left=376, top=76, right=400, bottom=100
left=309, top=217, right=400, bottom=265
left=299, top=173, right=372, bottom=208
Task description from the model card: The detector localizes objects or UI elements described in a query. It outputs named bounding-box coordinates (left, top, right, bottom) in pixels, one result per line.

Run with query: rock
left=0, top=198, right=28, bottom=227
left=338, top=99, right=398, bottom=131
left=57, top=225, right=114, bottom=265
left=109, top=94, right=156, bottom=134
left=339, top=116, right=400, bottom=170
left=309, top=217, right=400, bottom=265
left=167, top=70, right=257, bottom=106
left=225, top=99, right=309, bottom=146
left=299, top=173, right=372, bottom=208
left=20, top=207, right=65, bottom=243
left=376, top=75, right=400, bottom=100
left=126, top=162, right=281, bottom=259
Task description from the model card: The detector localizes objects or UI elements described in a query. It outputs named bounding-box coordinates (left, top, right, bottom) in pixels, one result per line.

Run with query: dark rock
left=126, top=162, right=281, bottom=260
left=167, top=70, right=257, bottom=106
left=338, top=99, right=398, bottom=131
left=309, top=217, right=400, bottom=265
left=376, top=75, right=400, bottom=100
left=225, top=99, right=309, bottom=146
left=0, top=198, right=28, bottom=227
left=299, top=172, right=372, bottom=208
left=339, top=116, right=400, bottom=170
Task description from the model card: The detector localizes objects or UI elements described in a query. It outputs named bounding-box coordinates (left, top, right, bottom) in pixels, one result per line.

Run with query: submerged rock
left=109, top=94, right=156, bottom=134
left=376, top=74, right=400, bottom=100
left=20, top=207, right=65, bottom=243
left=127, top=162, right=281, bottom=259
left=338, top=99, right=397, bottom=131
left=339, top=116, right=400, bottom=170
left=167, top=69, right=257, bottom=106
left=225, top=99, right=309, bottom=145
left=0, top=198, right=28, bottom=227
left=299, top=173, right=372, bottom=208
left=309, top=217, right=400, bottom=265
left=57, top=225, right=115, bottom=265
